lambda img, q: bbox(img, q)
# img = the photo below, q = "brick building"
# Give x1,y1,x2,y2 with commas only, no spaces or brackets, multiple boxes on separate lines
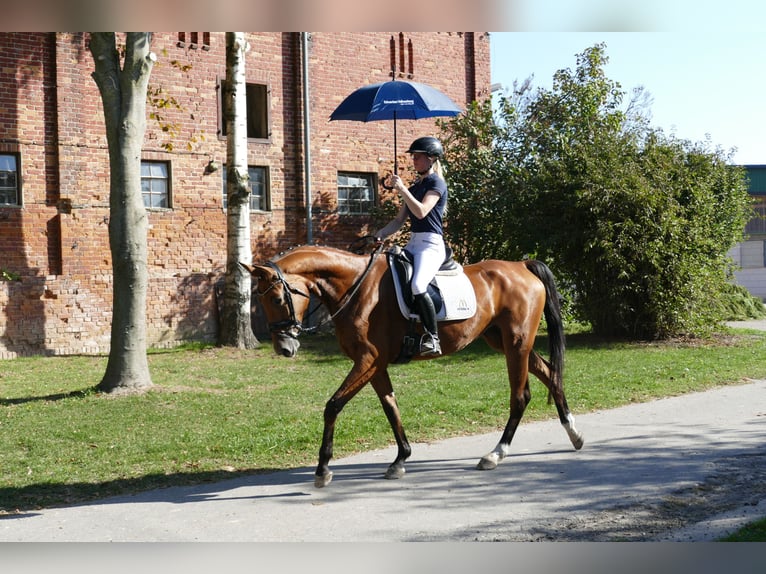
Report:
0,32,491,357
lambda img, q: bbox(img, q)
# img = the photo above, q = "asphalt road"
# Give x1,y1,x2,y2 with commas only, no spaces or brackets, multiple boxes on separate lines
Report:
2,378,765,543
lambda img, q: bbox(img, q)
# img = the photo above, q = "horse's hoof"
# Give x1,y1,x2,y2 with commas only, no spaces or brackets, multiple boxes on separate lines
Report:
564,416,584,450
314,471,333,488
384,464,405,480
477,455,498,470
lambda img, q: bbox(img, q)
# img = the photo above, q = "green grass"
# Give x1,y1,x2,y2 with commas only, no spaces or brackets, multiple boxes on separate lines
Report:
720,517,766,542
2,328,766,513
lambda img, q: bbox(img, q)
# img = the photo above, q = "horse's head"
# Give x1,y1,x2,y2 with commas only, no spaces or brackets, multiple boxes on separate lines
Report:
241,262,312,358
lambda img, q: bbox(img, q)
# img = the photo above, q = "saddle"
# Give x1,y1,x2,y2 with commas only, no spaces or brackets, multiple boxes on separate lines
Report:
386,245,477,323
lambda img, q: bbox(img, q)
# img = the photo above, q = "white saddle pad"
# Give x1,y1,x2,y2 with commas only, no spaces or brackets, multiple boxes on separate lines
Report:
392,265,477,321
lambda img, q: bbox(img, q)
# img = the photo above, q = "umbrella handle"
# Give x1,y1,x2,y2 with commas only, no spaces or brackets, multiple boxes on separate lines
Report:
381,173,395,190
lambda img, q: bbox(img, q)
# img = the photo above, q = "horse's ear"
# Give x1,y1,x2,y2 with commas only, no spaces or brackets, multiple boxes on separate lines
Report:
239,263,275,284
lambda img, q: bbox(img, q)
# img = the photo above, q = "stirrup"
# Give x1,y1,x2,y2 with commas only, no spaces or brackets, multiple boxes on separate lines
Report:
419,334,441,356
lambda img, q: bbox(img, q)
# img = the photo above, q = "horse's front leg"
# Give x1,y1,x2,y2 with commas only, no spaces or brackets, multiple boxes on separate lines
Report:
370,369,411,479
315,401,338,488
315,361,376,488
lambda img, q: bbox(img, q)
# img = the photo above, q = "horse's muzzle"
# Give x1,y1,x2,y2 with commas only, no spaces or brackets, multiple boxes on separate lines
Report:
274,334,300,358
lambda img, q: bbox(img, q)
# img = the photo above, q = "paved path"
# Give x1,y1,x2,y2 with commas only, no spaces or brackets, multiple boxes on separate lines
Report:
2,379,764,542
726,319,766,331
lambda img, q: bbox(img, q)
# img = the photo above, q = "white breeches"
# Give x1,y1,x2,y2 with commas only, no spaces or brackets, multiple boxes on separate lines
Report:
406,232,446,295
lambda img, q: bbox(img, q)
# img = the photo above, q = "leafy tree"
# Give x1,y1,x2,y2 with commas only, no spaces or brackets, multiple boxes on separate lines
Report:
90,33,155,392
441,43,752,338
438,98,522,263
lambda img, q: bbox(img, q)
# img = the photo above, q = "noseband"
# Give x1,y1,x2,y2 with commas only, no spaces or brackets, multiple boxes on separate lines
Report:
257,261,310,338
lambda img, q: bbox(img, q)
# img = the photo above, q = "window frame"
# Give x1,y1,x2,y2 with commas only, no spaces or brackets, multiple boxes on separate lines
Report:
0,152,21,207
217,78,271,143
222,165,271,212
337,171,377,216
140,160,171,209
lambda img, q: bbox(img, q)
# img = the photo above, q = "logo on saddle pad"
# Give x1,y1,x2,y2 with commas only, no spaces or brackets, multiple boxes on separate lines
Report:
386,247,477,322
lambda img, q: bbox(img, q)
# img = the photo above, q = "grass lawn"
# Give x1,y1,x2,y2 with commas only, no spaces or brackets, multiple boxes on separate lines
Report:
2,327,766,515
721,516,766,542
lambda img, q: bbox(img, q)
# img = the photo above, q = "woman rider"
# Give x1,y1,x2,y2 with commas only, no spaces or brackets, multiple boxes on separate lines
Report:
375,136,447,356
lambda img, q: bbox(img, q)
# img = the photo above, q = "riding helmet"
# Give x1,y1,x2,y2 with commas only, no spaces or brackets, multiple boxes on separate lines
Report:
406,136,443,158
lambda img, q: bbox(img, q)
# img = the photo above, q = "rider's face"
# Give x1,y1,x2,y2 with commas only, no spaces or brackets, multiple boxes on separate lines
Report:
411,152,432,173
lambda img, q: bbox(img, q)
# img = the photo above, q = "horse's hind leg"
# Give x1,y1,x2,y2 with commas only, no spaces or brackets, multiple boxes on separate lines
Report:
370,370,412,479
478,343,531,470
528,350,584,450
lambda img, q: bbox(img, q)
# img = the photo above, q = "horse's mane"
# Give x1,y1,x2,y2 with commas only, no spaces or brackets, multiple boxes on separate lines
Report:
272,244,359,262
271,244,368,276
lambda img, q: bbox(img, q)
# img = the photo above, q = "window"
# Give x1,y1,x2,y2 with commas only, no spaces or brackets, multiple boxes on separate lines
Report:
177,32,211,50
337,172,376,215
745,197,766,236
219,81,270,140
141,161,170,208
0,153,20,206
222,165,270,211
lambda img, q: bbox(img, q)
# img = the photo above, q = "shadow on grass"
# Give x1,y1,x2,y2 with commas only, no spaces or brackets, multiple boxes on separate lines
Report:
0,467,289,515
0,388,96,406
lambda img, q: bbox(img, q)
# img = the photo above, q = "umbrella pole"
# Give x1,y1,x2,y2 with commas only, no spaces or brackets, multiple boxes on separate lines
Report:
393,112,398,175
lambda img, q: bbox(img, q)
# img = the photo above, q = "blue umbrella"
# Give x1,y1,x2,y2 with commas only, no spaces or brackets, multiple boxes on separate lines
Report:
330,80,462,174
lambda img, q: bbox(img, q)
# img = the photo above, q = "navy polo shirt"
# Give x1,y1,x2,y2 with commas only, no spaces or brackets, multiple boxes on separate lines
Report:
407,173,447,235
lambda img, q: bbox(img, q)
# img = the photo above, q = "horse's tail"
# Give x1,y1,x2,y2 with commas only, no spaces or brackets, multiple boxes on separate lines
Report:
524,260,565,397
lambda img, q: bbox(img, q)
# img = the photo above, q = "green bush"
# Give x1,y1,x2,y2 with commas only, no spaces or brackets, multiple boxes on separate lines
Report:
441,43,752,339
717,283,766,321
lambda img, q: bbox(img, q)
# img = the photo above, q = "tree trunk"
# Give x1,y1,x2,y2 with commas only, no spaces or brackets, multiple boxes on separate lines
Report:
220,32,259,349
90,32,154,393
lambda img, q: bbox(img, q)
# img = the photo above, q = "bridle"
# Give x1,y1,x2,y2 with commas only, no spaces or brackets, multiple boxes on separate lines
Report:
255,261,309,337
256,242,384,339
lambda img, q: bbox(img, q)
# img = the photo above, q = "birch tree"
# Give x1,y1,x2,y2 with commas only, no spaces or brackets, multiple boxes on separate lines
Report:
90,32,154,392
219,32,259,348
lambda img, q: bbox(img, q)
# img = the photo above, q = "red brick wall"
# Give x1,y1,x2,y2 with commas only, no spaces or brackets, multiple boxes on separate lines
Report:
0,32,490,357
308,32,492,244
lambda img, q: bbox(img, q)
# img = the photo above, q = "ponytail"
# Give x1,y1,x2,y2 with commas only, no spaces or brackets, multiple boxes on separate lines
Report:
432,159,447,215
432,158,445,179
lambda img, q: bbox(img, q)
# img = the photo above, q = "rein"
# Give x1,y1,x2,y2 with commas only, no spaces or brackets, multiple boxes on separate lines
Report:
262,243,384,337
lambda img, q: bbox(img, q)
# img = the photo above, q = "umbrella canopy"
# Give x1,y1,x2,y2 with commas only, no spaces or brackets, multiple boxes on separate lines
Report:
330,80,462,122
329,80,461,173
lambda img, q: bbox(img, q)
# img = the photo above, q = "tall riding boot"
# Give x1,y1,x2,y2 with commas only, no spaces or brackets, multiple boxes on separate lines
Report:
413,292,441,356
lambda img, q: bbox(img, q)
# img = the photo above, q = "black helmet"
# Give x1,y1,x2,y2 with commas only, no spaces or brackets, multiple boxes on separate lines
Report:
406,136,443,158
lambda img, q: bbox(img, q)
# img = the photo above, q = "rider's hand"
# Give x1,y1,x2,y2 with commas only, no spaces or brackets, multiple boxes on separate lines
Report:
391,174,406,193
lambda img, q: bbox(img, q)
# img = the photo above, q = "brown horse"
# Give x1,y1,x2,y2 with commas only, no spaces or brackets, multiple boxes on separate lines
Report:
244,244,583,488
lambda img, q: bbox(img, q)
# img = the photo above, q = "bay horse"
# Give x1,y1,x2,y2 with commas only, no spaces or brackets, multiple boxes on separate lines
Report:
243,243,583,488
